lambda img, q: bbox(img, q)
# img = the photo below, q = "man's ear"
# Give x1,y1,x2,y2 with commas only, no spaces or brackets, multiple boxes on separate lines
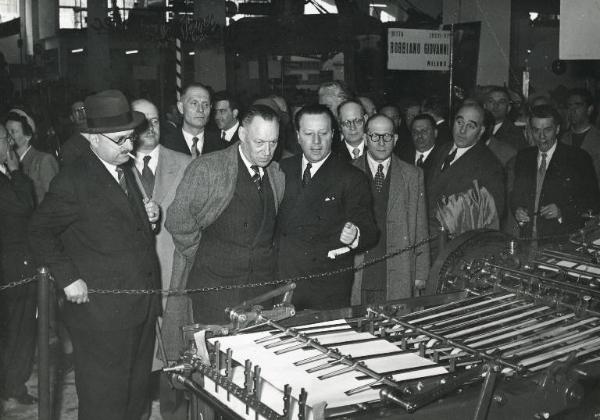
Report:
233,109,239,120
238,125,247,142
177,101,184,116
587,105,594,118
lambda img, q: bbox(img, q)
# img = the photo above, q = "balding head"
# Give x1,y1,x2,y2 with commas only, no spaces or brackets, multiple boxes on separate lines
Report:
452,104,485,148
132,99,160,152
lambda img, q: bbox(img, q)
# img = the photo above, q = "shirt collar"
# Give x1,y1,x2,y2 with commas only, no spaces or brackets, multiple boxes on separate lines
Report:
238,145,263,178
93,152,120,183
302,153,330,177
416,145,435,163
344,140,365,158
135,145,159,173
538,141,557,166
182,128,204,154
452,142,476,162
19,145,32,161
366,153,391,177
223,121,239,141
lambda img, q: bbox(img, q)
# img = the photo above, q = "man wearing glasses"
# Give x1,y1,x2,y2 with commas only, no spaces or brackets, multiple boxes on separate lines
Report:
335,99,368,160
29,90,162,420
277,104,378,310
351,114,429,305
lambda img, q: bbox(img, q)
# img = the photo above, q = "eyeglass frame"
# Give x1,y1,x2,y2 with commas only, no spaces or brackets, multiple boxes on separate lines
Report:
98,132,137,146
340,117,365,129
366,132,395,143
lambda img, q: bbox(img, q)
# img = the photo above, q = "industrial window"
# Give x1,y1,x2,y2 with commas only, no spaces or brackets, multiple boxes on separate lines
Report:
59,0,88,29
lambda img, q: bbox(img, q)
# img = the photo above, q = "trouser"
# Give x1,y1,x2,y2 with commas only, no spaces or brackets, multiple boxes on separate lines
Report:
0,274,37,399
69,315,155,420
159,374,189,420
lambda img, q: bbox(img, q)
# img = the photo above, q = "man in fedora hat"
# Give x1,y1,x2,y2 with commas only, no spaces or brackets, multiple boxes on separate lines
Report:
29,89,162,420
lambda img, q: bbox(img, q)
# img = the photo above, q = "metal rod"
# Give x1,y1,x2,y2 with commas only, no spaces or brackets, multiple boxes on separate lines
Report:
431,302,534,333
37,267,51,420
493,317,597,353
255,315,405,392
468,313,576,348
445,306,551,339
366,308,523,372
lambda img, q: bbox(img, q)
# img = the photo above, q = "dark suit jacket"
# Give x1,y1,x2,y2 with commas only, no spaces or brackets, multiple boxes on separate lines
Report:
332,140,364,161
495,120,528,150
510,143,600,238
486,136,517,167
28,148,161,331
398,144,437,175
277,153,378,309
426,142,506,234
0,170,35,277
435,120,451,145
59,132,89,167
161,126,226,156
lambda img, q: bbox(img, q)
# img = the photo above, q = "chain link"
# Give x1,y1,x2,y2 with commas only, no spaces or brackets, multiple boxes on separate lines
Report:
0,276,38,292
0,229,582,296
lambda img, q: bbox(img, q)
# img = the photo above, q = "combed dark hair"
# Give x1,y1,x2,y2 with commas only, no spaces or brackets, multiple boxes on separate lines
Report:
410,113,437,131
5,111,33,136
181,82,212,101
241,104,279,127
337,99,365,119
213,90,240,112
294,103,336,131
529,105,562,126
568,88,594,108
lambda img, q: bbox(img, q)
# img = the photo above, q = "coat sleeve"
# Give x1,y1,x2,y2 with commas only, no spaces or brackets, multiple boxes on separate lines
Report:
346,169,379,251
37,153,59,199
165,160,213,259
414,168,430,286
0,170,35,215
28,172,81,289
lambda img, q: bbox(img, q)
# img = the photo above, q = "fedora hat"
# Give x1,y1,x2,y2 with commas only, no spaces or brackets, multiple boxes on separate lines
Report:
80,90,144,134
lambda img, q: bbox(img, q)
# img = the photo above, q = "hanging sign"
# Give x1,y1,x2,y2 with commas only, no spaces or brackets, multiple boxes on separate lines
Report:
387,28,451,71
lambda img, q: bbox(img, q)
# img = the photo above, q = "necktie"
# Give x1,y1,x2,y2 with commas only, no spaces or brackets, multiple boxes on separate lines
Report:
416,154,424,168
250,165,262,192
441,148,457,172
374,163,385,192
140,155,155,197
533,152,548,237
191,136,199,158
221,131,226,141
116,166,128,195
352,148,360,159
302,162,312,187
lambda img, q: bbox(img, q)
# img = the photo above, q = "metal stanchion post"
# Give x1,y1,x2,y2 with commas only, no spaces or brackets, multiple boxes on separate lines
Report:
37,266,51,420
438,226,448,255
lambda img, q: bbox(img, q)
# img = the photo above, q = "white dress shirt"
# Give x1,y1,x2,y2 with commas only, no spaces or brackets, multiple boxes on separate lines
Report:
366,153,391,178
135,146,159,175
301,153,330,178
222,121,240,142
415,145,434,165
344,140,365,159
239,145,264,178
182,128,204,155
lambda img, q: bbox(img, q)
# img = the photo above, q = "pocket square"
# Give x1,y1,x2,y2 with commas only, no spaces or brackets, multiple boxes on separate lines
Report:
324,196,336,202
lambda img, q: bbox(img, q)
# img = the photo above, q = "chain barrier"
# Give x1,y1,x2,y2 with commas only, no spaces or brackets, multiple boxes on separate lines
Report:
0,228,594,295
0,275,38,292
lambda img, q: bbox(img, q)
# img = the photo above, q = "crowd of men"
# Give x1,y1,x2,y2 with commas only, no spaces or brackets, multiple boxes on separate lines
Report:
1,80,600,420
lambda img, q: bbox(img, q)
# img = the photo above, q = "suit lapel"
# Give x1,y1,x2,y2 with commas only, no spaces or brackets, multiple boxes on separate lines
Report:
85,151,136,222
153,146,176,204
387,156,404,214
